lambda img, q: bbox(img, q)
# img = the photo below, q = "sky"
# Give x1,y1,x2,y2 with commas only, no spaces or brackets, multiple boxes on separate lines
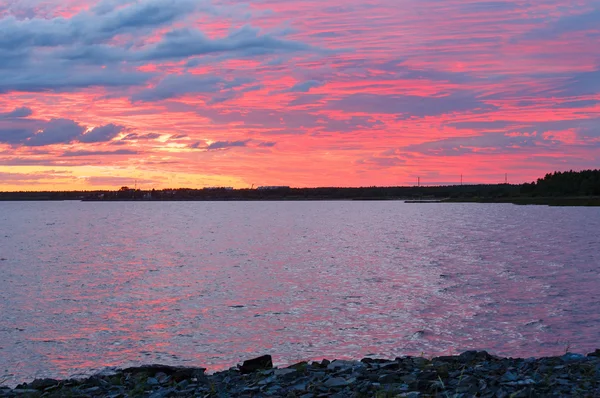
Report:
0,0,599,190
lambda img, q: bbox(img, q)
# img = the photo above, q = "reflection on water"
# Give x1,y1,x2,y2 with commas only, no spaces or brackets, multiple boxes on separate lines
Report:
0,201,599,385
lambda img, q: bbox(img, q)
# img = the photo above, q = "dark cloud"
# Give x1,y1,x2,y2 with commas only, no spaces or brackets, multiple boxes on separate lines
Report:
0,65,152,93
121,132,162,140
188,141,206,149
132,74,224,102
137,26,313,62
321,116,384,133
257,141,277,147
0,106,32,118
447,120,513,130
523,8,600,40
0,127,35,144
356,155,406,168
188,139,254,150
24,118,85,146
78,123,124,143
556,99,600,109
327,93,496,117
557,69,600,96
288,80,324,93
403,124,600,157
288,94,326,107
61,149,138,157
206,140,250,150
0,0,202,50
0,115,129,147
131,75,257,102
0,2,311,94
449,119,600,138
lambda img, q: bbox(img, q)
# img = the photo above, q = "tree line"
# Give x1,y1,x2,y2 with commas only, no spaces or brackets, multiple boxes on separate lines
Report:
0,169,598,201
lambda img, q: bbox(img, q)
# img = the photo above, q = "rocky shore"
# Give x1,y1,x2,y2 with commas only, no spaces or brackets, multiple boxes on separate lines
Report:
2,350,600,397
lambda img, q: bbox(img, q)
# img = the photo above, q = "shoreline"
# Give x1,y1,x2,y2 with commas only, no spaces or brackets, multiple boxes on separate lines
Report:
2,350,599,397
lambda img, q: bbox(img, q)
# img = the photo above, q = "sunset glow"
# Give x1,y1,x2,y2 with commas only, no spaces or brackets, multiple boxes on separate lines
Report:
1,0,599,190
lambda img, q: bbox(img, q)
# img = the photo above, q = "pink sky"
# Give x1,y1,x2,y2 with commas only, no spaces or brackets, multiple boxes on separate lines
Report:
0,0,599,190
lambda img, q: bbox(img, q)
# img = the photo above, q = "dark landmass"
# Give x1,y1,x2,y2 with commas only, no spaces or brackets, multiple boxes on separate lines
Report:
2,351,600,397
1,169,599,206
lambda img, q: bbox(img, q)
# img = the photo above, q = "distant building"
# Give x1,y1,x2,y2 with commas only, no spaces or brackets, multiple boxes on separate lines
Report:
204,187,234,191
257,186,290,190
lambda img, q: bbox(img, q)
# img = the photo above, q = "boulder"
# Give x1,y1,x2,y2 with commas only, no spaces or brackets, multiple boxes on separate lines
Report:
238,355,273,374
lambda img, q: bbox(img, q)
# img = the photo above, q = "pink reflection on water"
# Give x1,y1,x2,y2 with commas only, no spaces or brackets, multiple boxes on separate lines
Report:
0,202,599,385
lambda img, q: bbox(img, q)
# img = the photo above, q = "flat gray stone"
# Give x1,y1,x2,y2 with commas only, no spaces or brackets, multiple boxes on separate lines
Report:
324,377,349,388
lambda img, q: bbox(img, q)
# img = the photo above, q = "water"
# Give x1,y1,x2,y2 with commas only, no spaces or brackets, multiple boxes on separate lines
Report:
0,201,599,385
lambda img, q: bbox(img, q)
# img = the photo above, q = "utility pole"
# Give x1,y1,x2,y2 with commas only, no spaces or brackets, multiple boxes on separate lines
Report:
505,173,508,184
417,177,420,187
461,174,463,186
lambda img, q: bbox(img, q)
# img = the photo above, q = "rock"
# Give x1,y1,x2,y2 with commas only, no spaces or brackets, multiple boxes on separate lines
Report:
28,378,60,390
257,375,276,385
400,392,421,398
289,382,307,391
459,350,488,362
323,377,349,388
274,368,297,377
586,349,600,357
155,372,170,384
146,377,159,386
11,389,41,394
148,388,175,398
376,361,401,370
326,360,358,371
286,361,308,370
1,351,599,397
500,371,518,382
239,355,273,374
561,353,585,362
378,373,399,383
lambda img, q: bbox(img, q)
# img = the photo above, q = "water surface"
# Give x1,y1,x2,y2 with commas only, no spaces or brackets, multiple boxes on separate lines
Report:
1,201,599,385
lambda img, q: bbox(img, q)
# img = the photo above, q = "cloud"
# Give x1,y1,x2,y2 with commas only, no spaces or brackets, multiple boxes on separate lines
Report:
356,155,406,168
403,125,600,157
132,74,224,102
558,69,600,96
206,140,250,150
0,116,128,146
188,139,252,150
121,132,162,140
78,123,125,143
327,93,496,117
23,118,85,146
136,25,313,62
0,106,33,118
0,0,202,50
288,80,324,93
0,170,73,183
523,7,600,40
288,94,326,106
0,65,152,93
61,149,138,157
85,176,155,186
0,2,311,94
0,127,36,144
